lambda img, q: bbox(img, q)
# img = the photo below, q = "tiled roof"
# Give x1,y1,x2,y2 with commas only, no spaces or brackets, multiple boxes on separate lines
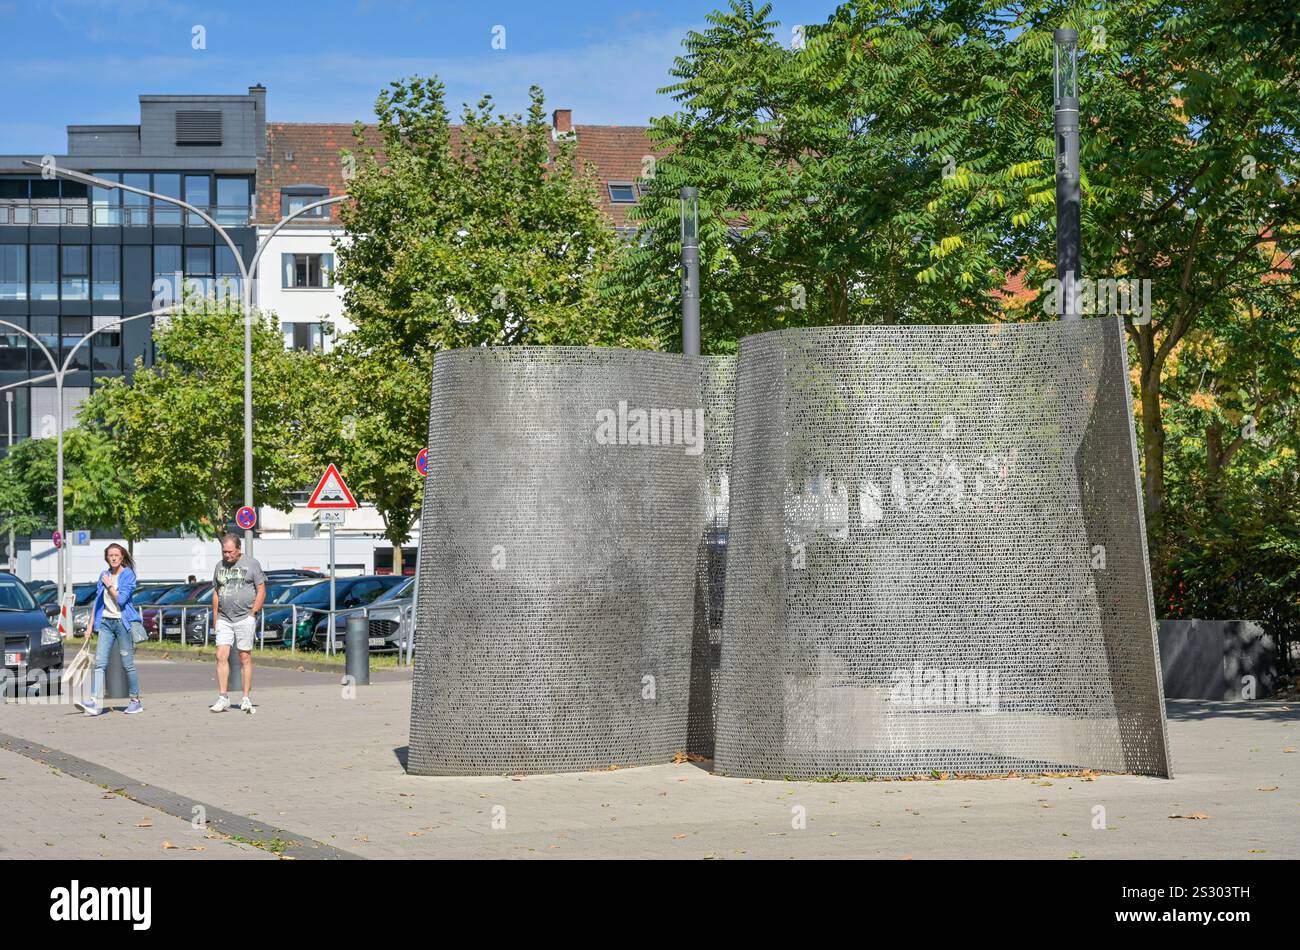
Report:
257,121,665,229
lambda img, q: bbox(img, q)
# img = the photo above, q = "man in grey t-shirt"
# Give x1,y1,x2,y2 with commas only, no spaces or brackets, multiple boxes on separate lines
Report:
209,532,266,713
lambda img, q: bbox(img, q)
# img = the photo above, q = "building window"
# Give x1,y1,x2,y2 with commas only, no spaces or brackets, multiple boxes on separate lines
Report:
607,181,638,203
122,173,150,227
30,245,58,300
62,246,89,300
0,329,27,372
154,245,182,305
215,177,251,226
280,186,330,220
282,253,334,289
184,175,210,226
92,316,120,372
0,246,25,300
216,246,242,301
153,173,182,226
91,172,121,226
282,321,332,352
92,246,120,301
186,246,213,299
62,316,91,371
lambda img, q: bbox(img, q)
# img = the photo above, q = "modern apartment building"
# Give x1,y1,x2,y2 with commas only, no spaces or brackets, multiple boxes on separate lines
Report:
0,87,265,446
0,87,659,579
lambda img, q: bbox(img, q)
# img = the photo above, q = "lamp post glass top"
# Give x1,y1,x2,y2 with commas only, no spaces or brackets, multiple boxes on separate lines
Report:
1054,29,1078,104
680,187,699,246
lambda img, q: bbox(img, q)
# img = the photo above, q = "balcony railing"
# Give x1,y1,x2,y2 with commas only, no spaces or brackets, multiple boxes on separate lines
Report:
0,201,251,227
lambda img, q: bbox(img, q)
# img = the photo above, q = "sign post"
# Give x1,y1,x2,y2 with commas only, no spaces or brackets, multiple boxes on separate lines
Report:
408,448,429,666
307,464,358,656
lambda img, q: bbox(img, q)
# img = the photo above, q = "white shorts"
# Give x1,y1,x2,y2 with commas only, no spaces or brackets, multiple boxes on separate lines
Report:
214,616,256,652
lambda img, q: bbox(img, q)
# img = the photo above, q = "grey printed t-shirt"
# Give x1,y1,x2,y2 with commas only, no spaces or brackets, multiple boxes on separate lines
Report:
212,555,267,622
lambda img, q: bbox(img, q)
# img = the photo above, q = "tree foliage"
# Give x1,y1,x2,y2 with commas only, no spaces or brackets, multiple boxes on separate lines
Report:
332,77,657,567
76,306,328,538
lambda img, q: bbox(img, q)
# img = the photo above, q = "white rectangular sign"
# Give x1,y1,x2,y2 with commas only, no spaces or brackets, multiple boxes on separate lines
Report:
319,511,345,525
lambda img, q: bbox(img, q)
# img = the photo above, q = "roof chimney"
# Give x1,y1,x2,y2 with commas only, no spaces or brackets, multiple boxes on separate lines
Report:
249,84,267,157
551,109,575,141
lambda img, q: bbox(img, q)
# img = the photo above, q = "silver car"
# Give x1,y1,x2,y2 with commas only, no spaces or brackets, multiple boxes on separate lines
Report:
320,576,415,654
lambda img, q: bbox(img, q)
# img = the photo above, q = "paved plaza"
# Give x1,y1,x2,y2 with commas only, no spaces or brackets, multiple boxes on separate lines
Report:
1,658,1295,859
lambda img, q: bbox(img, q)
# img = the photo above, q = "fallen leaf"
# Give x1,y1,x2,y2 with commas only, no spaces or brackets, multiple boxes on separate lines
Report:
673,751,688,764
188,846,206,852
1284,748,1296,754
162,841,178,850
673,834,687,840
1169,812,1210,820
1258,786,1279,792
407,832,423,837
136,819,153,828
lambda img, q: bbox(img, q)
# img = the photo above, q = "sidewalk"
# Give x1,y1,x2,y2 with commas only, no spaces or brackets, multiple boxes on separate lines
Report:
1,659,1296,859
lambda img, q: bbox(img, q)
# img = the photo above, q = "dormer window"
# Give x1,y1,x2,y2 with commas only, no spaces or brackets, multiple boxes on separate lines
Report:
280,185,330,220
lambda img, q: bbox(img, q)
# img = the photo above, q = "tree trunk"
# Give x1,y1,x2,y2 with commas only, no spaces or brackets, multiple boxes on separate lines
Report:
1140,371,1165,517
393,543,403,577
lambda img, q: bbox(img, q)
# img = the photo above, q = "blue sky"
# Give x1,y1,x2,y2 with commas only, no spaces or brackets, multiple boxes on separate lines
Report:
0,0,841,154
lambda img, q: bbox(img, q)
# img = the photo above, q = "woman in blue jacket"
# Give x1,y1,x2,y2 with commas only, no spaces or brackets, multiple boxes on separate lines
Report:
76,543,144,716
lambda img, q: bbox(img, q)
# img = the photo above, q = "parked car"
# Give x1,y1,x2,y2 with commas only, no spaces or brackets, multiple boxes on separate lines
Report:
157,583,214,642
0,572,61,696
267,576,404,649
264,569,325,581
141,582,211,638
25,580,56,601
313,575,413,651
131,583,179,607
33,584,61,623
173,578,313,644
70,584,100,637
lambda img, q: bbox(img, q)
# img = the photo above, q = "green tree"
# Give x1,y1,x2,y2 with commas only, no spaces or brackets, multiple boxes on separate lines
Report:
607,1,1014,352
0,427,139,539
77,306,329,537
333,77,655,571
617,0,1299,606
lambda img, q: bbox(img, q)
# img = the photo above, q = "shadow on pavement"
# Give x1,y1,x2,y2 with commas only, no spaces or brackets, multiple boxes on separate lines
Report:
1164,698,1298,722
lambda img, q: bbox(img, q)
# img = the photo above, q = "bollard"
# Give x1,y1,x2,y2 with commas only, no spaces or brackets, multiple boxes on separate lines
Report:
225,643,243,694
105,638,129,699
345,613,369,686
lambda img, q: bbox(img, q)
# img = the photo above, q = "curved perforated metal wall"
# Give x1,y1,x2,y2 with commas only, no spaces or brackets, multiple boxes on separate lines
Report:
713,318,1170,778
408,347,729,775
409,319,1170,779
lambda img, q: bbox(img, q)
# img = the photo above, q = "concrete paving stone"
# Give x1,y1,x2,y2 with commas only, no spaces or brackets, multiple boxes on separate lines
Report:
1,660,1295,859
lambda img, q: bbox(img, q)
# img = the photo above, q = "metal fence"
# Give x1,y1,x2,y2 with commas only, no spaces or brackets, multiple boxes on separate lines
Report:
146,599,416,664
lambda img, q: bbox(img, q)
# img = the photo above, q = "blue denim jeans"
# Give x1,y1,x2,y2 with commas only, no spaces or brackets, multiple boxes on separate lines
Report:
92,618,140,699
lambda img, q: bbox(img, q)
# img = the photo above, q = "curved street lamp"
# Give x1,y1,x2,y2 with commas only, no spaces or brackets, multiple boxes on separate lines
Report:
0,306,180,622
21,160,349,554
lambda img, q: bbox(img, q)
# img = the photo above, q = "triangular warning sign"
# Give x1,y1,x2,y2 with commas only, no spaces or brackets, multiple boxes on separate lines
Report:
307,463,359,509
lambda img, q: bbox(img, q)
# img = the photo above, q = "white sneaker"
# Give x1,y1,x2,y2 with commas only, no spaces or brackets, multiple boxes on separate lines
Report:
240,696,255,714
209,694,231,713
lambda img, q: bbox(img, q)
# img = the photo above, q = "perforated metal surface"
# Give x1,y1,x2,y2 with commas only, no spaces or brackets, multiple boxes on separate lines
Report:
714,318,1170,778
409,318,1170,779
408,347,724,775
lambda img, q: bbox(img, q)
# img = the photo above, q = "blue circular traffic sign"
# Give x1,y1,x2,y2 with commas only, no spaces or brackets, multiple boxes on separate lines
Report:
236,506,257,530
416,448,428,477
